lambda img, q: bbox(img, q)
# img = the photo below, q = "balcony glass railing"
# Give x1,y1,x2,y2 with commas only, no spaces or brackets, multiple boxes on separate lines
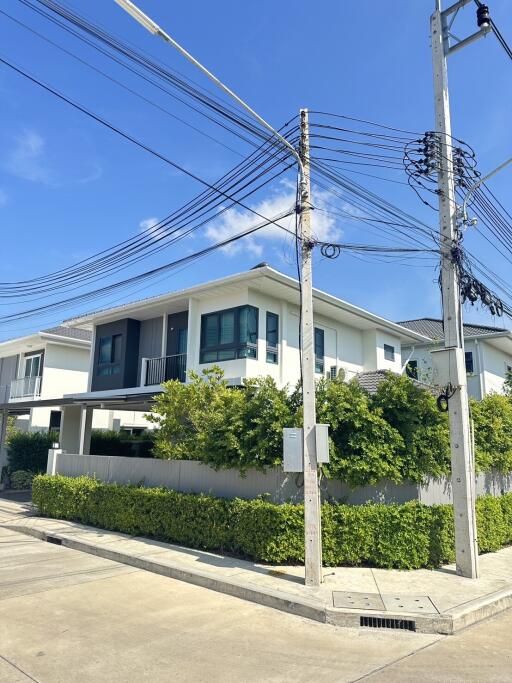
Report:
9,376,42,401
143,354,187,386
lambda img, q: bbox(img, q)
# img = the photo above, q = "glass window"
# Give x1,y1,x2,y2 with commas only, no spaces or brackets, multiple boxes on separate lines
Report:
98,334,122,374
177,328,188,355
406,360,418,379
465,351,474,374
99,337,112,364
203,315,218,348
220,311,235,344
266,312,279,364
384,344,395,362
200,306,258,363
314,327,324,374
24,353,42,378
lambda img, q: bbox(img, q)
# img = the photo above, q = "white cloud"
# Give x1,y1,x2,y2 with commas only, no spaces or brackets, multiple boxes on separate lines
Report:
6,130,51,183
139,216,168,241
205,182,341,256
4,129,101,187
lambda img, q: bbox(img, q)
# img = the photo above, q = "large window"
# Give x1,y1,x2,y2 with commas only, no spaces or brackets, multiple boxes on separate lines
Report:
98,334,122,376
266,312,279,364
200,305,258,363
314,327,324,374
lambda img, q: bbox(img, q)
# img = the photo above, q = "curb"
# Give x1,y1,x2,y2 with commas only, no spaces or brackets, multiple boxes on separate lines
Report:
6,521,512,636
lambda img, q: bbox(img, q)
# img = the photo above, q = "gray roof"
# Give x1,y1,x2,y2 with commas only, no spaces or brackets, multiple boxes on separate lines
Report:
42,326,92,342
356,370,436,395
397,318,506,341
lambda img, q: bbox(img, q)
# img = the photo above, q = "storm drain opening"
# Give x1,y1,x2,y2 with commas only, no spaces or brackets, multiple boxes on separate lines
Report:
46,536,62,546
360,616,416,632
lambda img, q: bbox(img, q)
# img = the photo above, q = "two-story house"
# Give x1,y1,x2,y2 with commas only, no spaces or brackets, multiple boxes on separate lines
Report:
50,265,428,455
0,326,153,470
399,318,512,399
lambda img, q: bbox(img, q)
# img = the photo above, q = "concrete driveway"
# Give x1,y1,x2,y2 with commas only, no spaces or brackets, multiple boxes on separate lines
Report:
0,499,511,682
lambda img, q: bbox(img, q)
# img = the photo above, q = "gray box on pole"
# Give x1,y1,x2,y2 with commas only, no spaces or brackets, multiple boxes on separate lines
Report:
315,424,330,464
283,428,304,472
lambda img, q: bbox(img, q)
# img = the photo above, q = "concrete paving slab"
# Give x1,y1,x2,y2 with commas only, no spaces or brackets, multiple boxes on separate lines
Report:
4,502,512,636
0,539,442,683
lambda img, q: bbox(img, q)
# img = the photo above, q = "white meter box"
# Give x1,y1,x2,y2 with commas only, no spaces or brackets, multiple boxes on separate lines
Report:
430,347,460,387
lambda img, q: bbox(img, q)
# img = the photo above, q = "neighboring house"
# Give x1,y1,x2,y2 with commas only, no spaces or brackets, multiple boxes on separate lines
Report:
0,326,152,439
54,264,429,454
398,318,512,399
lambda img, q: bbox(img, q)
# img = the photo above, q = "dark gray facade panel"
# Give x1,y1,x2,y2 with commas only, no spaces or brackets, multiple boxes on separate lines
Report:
91,318,141,391
166,311,189,356
137,317,163,379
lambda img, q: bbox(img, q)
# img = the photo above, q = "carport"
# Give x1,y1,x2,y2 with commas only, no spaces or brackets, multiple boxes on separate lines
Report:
0,390,159,468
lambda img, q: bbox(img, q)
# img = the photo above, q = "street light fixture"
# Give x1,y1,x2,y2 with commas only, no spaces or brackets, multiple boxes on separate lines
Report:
113,0,323,586
463,156,512,226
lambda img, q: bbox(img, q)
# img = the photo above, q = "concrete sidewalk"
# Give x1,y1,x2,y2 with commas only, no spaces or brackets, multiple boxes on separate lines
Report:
3,500,512,636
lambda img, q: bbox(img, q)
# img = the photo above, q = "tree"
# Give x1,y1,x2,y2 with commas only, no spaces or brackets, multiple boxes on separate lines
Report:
471,394,512,473
314,376,404,486
148,367,244,468
504,368,512,397
237,376,294,470
370,373,451,482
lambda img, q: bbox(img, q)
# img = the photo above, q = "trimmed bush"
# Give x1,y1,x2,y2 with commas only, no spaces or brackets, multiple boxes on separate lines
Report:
90,430,154,458
32,474,512,569
9,470,35,490
7,431,55,473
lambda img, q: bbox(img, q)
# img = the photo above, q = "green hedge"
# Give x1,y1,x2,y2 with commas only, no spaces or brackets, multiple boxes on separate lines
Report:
90,430,154,458
10,470,36,490
7,431,56,473
32,474,512,569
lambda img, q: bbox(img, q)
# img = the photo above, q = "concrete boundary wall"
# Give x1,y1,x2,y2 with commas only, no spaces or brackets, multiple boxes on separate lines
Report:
47,451,512,505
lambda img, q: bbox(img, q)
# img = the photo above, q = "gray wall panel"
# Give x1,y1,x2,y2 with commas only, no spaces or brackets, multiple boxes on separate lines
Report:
137,317,163,381
51,453,512,505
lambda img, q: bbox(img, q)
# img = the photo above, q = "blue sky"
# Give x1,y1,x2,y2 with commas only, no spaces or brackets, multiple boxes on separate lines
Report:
0,0,511,340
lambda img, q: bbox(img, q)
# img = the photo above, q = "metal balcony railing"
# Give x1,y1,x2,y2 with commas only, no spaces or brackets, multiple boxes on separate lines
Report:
9,376,42,401
143,354,187,386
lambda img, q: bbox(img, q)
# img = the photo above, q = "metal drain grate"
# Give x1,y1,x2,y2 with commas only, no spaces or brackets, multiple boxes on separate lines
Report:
46,536,62,545
360,616,416,631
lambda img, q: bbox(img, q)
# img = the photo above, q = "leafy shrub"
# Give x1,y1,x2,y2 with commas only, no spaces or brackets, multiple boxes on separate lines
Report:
471,394,512,473
7,431,56,473
315,376,404,485
371,373,451,482
147,366,512,484
32,474,512,569
148,369,292,471
90,430,154,458
9,470,36,490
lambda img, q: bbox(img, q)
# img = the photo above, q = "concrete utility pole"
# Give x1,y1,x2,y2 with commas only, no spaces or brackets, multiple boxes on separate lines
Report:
299,110,322,587
430,0,491,578
114,1,323,587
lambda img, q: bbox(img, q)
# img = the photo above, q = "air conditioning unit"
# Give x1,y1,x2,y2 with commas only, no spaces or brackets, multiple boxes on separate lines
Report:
329,365,338,380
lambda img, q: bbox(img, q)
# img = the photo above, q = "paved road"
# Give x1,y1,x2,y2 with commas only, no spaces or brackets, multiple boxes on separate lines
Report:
0,500,511,682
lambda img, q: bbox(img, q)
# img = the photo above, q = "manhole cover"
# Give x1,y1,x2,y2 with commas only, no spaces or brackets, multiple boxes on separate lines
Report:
332,591,385,610
381,595,438,614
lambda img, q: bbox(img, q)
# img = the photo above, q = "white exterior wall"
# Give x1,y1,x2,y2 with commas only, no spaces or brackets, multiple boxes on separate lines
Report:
402,338,512,399
481,342,512,396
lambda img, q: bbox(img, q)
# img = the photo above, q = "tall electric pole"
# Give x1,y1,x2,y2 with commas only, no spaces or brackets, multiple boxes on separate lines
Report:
430,0,489,578
299,109,322,587
115,1,323,587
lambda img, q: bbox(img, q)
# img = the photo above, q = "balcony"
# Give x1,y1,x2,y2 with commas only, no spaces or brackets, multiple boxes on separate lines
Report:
142,354,187,386
9,376,42,402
